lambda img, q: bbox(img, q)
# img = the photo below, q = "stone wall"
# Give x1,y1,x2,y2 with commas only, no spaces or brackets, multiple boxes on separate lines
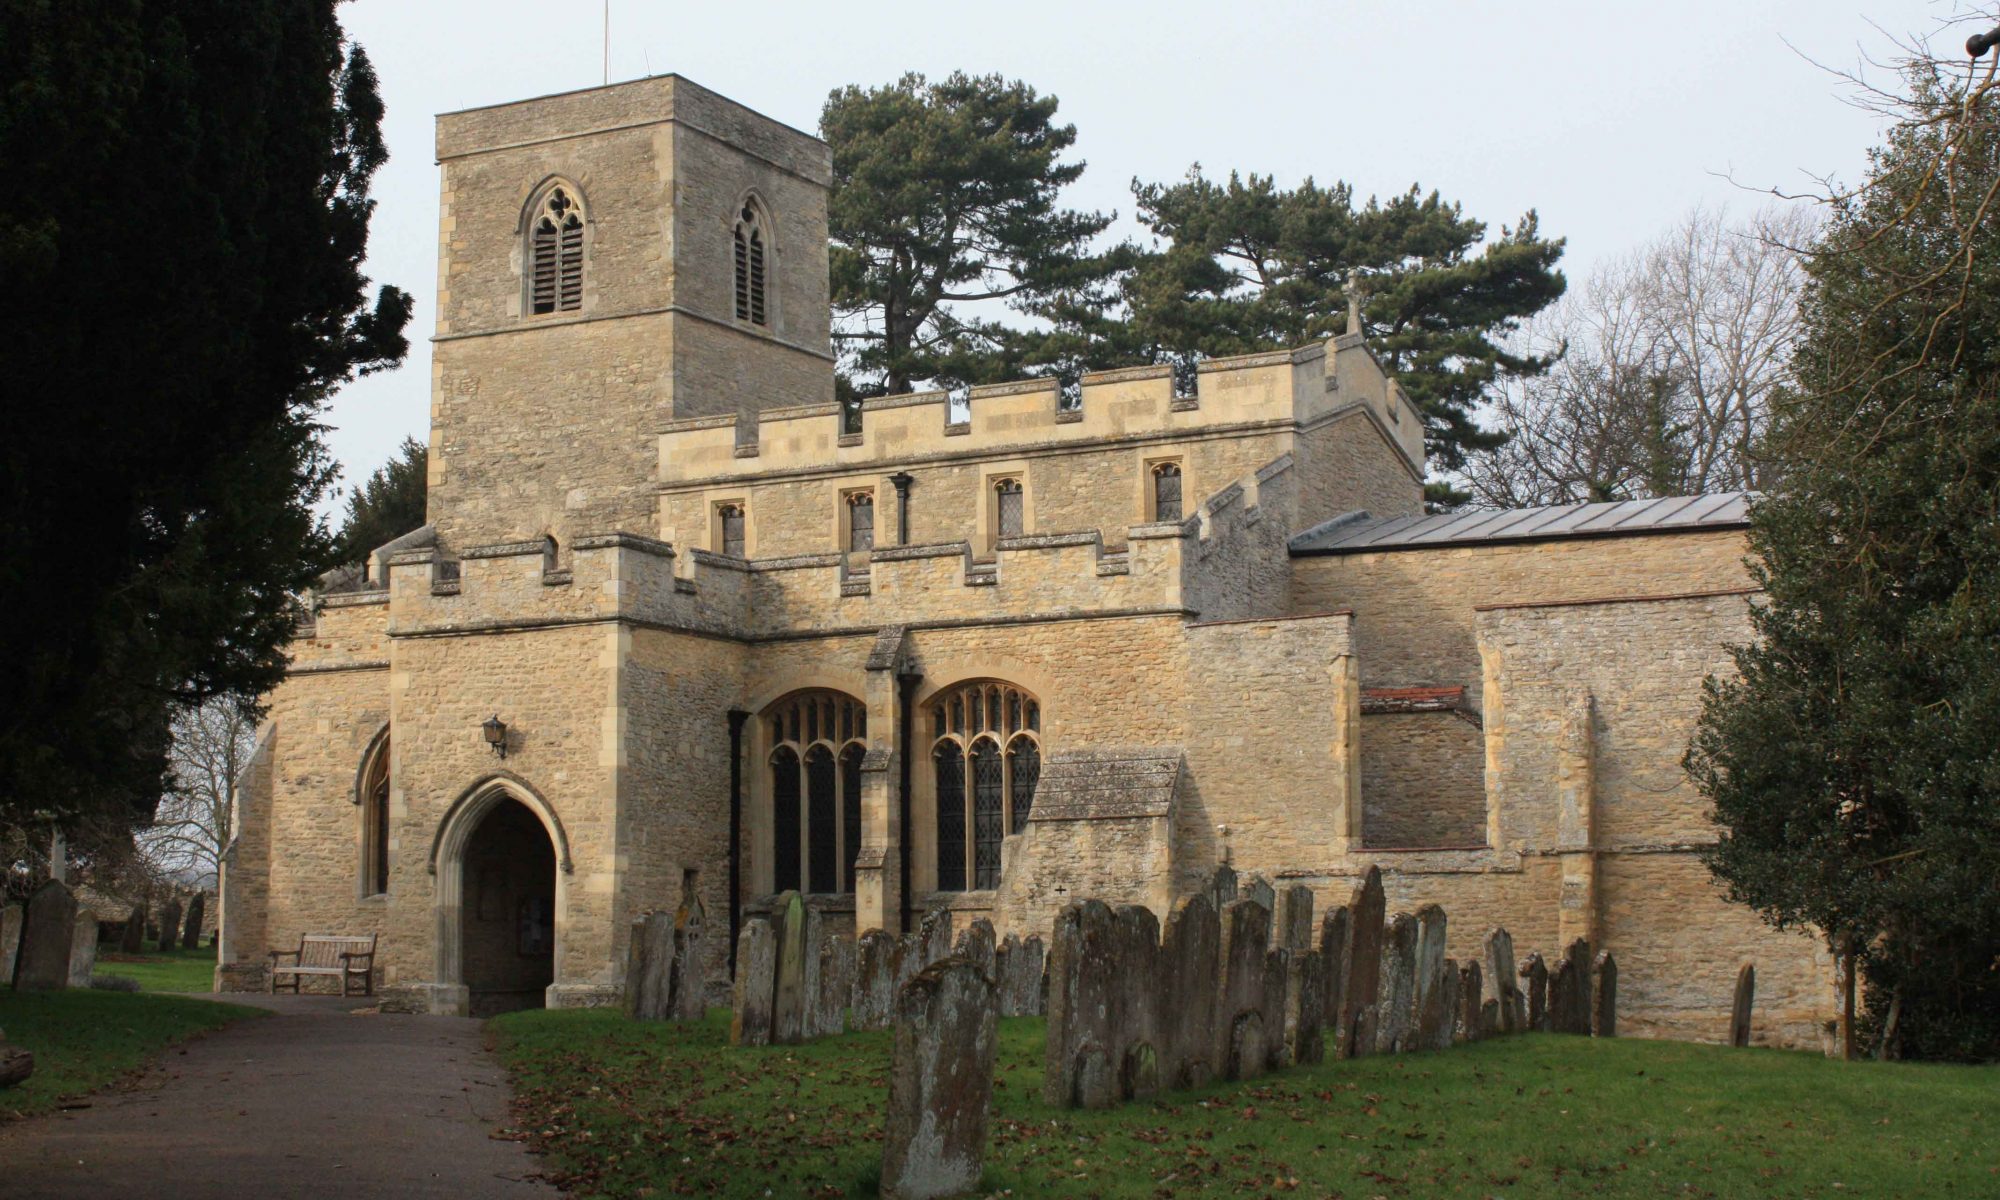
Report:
1361,711,1485,848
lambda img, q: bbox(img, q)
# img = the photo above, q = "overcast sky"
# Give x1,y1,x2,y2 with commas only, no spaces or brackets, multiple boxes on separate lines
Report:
326,0,1972,515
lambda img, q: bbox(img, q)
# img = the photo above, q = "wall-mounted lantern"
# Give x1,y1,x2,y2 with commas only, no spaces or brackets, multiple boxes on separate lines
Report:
481,714,509,759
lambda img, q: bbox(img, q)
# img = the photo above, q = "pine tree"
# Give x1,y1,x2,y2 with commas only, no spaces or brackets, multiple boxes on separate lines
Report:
336,437,429,565
1688,76,2000,1062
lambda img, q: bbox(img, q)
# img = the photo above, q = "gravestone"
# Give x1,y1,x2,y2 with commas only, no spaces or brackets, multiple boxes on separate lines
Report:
0,905,20,985
625,912,676,1020
1111,905,1161,1100
1042,900,1117,1108
1206,864,1238,913
1730,963,1755,1047
880,958,998,1200
1284,949,1325,1065
1261,948,1291,1069
66,912,98,989
992,938,1013,1013
772,892,809,1044
1317,906,1351,1049
954,918,997,982
799,905,827,1037
1374,912,1419,1054
854,929,899,1030
1427,960,1462,1051
1216,898,1273,1079
1592,951,1617,1037
1159,894,1220,1089
119,904,145,954
1480,999,1500,1038
918,908,954,968
1002,934,1045,1018
1341,867,1386,1057
1548,957,1575,1035
1413,905,1451,1051
1240,874,1275,914
814,934,854,1037
156,898,183,954
1457,959,1483,1043
15,879,78,991
894,931,922,992
1274,885,1314,952
1483,928,1522,1033
1521,952,1549,1031
1559,939,1594,1035
672,892,708,1021
729,917,777,1046
182,893,206,950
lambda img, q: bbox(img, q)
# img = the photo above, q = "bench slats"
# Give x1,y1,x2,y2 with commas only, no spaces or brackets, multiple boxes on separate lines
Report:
268,933,377,997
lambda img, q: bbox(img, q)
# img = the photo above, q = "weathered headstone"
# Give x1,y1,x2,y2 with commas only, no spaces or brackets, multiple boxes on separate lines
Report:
1206,864,1238,913
625,911,676,1020
729,917,777,1046
1284,949,1325,1065
14,879,78,991
1274,885,1314,951
1521,952,1549,1032
156,898,183,955
1730,962,1755,1048
894,931,923,992
1374,912,1419,1054
1456,959,1483,1043
854,929,899,1030
918,907,954,968
0,905,20,986
814,934,854,1037
1427,960,1461,1051
1592,951,1617,1037
1480,999,1501,1038
1548,956,1576,1036
1240,874,1275,914
1261,948,1292,1069
1317,905,1351,1049
1111,905,1162,1100
772,892,809,1044
1413,905,1451,1051
1341,867,1386,1058
119,904,145,954
991,938,1013,1013
799,904,827,1037
182,892,207,950
1559,939,1593,1035
880,958,998,1200
1216,898,1273,1079
1159,894,1220,1089
954,918,997,982
66,912,98,989
1483,928,1522,1033
1043,900,1117,1108
671,887,709,1021
1008,934,1046,1018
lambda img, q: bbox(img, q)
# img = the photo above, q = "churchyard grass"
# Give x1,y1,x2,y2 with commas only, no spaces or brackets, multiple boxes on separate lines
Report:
93,945,218,993
495,1009,1998,1198
0,989,263,1120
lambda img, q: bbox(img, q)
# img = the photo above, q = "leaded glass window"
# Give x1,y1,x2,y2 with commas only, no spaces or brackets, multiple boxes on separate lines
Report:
806,746,837,894
771,746,800,894
1007,735,1039,835
848,492,875,551
765,690,868,896
934,741,966,892
1152,462,1183,523
995,478,1024,539
971,739,1004,889
718,504,746,558
927,681,1042,892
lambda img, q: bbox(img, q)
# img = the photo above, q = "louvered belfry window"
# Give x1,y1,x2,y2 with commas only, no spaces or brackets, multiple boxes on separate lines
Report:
734,203,769,326
529,186,584,315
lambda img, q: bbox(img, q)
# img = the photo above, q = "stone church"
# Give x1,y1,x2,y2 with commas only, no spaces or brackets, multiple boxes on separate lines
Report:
219,75,1831,1044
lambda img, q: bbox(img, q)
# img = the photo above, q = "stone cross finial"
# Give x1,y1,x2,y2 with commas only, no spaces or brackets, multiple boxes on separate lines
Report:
1345,270,1366,336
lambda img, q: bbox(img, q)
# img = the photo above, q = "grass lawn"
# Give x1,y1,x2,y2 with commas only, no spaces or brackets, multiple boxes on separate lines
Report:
0,988,263,1121
93,944,217,993
494,1008,2000,1199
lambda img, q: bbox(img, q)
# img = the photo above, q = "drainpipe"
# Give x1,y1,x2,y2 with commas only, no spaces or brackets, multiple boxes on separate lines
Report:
889,472,914,545
897,670,920,934
727,709,748,973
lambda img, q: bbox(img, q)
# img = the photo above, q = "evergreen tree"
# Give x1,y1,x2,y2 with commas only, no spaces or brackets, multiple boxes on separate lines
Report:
336,437,429,564
823,72,1121,395
1124,170,1566,497
1688,76,2000,1061
0,1,411,829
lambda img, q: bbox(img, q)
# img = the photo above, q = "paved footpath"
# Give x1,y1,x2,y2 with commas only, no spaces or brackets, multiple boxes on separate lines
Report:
0,994,555,1199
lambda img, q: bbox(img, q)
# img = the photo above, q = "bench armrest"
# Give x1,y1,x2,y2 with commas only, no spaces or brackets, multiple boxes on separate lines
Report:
337,951,375,967
269,949,301,966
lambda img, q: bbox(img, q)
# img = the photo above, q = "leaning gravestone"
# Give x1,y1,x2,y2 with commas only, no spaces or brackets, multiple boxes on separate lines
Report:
1317,906,1351,1047
1341,867,1386,1057
1240,874,1275,914
1216,898,1273,1079
66,912,98,989
880,958,998,1200
772,892,809,1044
1159,894,1220,1089
156,898,182,955
854,929,898,1030
1483,928,1522,1033
0,905,20,985
625,911,676,1020
1374,913,1419,1054
1521,952,1549,1031
1730,963,1755,1048
1274,885,1314,952
729,918,777,1046
182,892,207,950
119,904,145,954
1043,900,1117,1109
1592,951,1617,1037
1111,905,1162,1100
1413,906,1451,1050
671,891,708,1021
15,879,78,991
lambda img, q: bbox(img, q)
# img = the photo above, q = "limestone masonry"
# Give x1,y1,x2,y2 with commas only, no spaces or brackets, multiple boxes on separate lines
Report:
220,75,1832,1046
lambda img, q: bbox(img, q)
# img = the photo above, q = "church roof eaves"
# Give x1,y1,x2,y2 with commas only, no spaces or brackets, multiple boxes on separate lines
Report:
1288,491,1754,555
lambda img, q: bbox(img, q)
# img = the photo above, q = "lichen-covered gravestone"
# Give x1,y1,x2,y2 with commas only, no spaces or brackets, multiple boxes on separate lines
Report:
625,911,676,1020
954,918,996,982
66,912,98,989
854,929,898,1030
1413,906,1451,1050
1283,949,1325,1066
15,880,78,991
1160,894,1220,1089
1431,960,1462,1051
1216,898,1273,1079
1592,951,1617,1037
1043,900,1117,1108
671,890,708,1021
729,917,777,1046
182,892,206,950
772,892,810,1044
1483,928,1522,1033
918,907,954,969
813,934,854,1037
1374,913,1419,1054
1111,905,1162,1100
1317,906,1351,1049
1341,867,1386,1058
1206,864,1238,913
1240,874,1275,914
1456,959,1484,1043
1274,885,1314,952
880,958,998,1200
0,905,21,985
1521,952,1549,1031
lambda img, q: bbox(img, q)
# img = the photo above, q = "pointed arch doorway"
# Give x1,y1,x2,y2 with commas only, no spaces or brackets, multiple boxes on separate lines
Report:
428,777,571,1017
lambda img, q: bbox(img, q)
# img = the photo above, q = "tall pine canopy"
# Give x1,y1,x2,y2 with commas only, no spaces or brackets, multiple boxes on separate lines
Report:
0,1,410,829
336,437,430,566
1688,76,2000,1061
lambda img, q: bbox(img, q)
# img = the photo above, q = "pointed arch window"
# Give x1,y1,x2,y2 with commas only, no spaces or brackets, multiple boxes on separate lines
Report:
765,690,867,895
528,184,585,315
928,681,1041,892
1151,462,1183,523
734,202,770,326
358,732,391,896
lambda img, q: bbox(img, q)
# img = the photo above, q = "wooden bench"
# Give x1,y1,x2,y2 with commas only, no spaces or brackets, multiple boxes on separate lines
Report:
268,934,377,996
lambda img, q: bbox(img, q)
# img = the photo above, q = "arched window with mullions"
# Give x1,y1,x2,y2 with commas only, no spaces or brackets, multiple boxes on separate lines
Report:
930,680,1042,891
765,690,867,895
733,200,771,326
526,182,585,315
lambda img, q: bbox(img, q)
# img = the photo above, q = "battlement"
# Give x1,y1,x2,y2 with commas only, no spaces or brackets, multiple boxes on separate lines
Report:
657,336,1422,486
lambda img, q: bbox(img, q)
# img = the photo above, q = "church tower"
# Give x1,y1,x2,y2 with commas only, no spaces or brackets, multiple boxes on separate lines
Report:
426,76,834,552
